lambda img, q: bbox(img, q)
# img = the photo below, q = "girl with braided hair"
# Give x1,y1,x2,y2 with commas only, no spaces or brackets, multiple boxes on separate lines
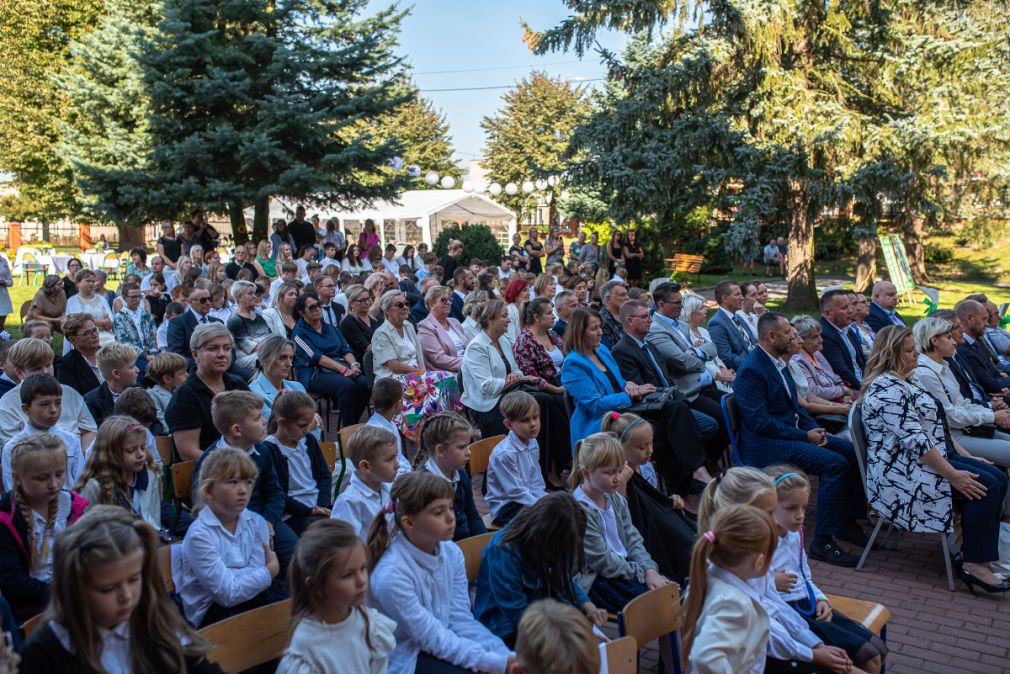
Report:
0,432,88,622
75,415,162,531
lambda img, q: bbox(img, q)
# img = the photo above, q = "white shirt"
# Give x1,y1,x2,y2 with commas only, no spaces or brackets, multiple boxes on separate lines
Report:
748,566,821,661
448,328,466,358
759,346,794,398
51,620,132,674
366,412,411,475
276,610,397,674
63,293,115,354
690,564,768,674
573,487,627,558
156,319,171,351
265,434,318,509
331,471,391,541
735,310,759,340
485,431,546,519
0,384,96,450
424,457,459,488
382,257,403,275
369,535,512,674
772,530,827,605
640,462,658,488
2,424,84,492
173,505,273,626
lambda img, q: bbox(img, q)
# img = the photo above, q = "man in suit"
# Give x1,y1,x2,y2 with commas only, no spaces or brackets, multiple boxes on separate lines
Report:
312,275,344,328
706,280,755,370
168,286,221,366
956,298,1010,397
449,267,472,323
865,280,906,332
818,289,865,388
735,312,867,566
553,290,576,338
935,309,1009,409
409,277,439,326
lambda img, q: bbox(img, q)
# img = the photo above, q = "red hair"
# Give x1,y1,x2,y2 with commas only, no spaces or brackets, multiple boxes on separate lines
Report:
504,278,530,304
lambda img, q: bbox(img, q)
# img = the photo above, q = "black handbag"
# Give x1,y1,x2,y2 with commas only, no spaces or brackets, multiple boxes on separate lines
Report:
627,386,679,413
963,424,997,439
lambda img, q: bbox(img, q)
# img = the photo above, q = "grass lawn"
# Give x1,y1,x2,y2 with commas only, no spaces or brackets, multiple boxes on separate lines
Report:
6,278,65,350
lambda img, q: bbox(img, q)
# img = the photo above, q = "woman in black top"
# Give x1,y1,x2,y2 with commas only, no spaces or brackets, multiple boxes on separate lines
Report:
63,258,82,298
155,222,183,268
508,232,528,272
622,229,644,287
339,283,381,362
524,227,545,275
606,230,624,275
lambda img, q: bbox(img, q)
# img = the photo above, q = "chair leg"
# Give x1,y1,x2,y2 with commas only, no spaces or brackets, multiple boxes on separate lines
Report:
857,518,885,571
940,534,956,592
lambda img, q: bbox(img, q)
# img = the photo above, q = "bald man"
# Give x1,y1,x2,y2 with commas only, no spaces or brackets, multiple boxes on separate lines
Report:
865,280,906,332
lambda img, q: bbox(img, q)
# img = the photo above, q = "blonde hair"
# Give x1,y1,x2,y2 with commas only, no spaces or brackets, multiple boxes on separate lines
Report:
194,447,259,513
211,391,264,437
697,467,775,531
413,412,472,470
10,433,67,572
47,506,210,674
861,326,914,394
367,471,453,570
96,343,138,379
346,425,398,469
7,337,55,371
681,505,777,668
764,464,811,501
146,352,188,385
569,432,624,489
600,411,649,446
516,599,600,674
74,415,154,508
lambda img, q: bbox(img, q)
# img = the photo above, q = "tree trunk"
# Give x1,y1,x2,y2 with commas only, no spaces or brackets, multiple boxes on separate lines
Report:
900,212,930,282
253,195,270,244
228,199,248,245
854,235,876,293
41,222,51,243
785,180,818,310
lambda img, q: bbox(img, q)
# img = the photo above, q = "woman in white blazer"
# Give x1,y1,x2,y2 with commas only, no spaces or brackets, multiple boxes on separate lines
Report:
262,281,299,338
683,293,735,393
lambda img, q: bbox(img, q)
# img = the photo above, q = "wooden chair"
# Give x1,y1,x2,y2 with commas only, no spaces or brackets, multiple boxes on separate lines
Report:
618,583,683,674
170,460,195,532
458,531,495,583
19,299,31,323
199,599,292,673
468,434,504,477
605,636,638,674
825,594,891,637
319,441,338,473
20,612,45,639
155,435,175,465
339,422,366,456
159,544,177,592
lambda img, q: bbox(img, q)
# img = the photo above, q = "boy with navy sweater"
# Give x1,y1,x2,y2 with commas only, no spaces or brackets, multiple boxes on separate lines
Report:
192,390,297,569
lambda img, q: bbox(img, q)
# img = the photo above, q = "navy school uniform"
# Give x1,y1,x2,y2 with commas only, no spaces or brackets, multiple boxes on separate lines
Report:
262,434,332,536
420,458,486,541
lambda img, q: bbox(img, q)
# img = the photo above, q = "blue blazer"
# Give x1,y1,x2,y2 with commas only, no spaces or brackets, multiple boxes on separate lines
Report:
707,309,750,370
734,348,817,460
449,292,465,322
560,346,633,450
818,317,864,388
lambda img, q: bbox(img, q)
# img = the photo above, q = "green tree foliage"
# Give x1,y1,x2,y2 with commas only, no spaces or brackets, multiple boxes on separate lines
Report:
481,72,591,225
140,0,411,242
432,224,503,265
0,0,103,229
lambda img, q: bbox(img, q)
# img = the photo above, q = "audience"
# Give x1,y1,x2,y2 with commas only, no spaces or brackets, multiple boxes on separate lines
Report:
818,289,865,389
707,280,755,370
417,284,470,373
54,313,102,396
332,425,398,541
681,293,736,393
955,298,1010,397
865,280,906,332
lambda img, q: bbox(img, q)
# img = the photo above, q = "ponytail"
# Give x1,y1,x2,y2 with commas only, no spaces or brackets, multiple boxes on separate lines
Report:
412,412,472,471
567,432,624,490
697,466,775,531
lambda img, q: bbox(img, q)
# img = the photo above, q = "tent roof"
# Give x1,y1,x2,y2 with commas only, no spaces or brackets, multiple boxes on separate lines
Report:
252,190,514,223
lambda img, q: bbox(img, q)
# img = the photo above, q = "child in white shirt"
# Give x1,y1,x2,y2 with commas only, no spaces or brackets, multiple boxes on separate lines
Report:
366,377,412,475
486,391,546,526
331,425,399,541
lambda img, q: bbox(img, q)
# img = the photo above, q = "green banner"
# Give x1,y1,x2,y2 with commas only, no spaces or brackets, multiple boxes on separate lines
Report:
878,234,915,295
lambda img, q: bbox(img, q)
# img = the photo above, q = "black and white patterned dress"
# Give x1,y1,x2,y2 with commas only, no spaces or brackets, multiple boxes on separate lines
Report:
861,372,952,532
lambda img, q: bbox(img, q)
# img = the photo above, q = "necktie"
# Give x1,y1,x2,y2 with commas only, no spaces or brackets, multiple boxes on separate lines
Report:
952,355,986,402
199,316,206,325
642,343,670,388
323,304,334,325
732,315,755,351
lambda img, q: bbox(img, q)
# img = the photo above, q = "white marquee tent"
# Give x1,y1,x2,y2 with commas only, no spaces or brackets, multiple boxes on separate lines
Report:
249,190,516,247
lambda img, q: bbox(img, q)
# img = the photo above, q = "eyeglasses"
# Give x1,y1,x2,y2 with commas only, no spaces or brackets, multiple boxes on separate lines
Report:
75,328,99,337
127,294,143,300
437,296,451,304
352,296,371,304
305,304,322,312
194,297,211,304
391,302,409,309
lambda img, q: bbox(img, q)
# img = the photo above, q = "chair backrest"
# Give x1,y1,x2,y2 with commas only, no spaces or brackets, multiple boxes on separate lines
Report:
159,544,176,592
457,531,495,582
103,252,119,267
848,402,872,500
339,423,366,459
200,599,292,673
620,583,683,647
362,350,375,389
319,441,338,473
720,394,745,466
20,612,45,639
19,300,31,321
154,435,175,465
468,434,505,476
606,636,638,674
172,460,195,501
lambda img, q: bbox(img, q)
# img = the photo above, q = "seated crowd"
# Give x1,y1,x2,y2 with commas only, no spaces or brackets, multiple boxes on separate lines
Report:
3,216,1005,674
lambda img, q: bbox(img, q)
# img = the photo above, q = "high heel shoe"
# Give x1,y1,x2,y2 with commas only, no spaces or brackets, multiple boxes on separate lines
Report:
959,567,1010,596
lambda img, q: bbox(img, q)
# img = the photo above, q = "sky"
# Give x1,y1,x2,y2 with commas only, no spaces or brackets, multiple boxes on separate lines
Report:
373,0,629,167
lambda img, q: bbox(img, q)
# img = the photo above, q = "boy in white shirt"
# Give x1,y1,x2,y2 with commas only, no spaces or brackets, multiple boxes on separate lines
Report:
331,425,400,541
365,377,412,475
486,391,547,527
2,373,83,491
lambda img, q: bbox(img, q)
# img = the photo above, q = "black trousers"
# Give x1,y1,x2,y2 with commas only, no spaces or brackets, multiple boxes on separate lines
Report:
643,399,707,495
691,386,730,461
948,454,1007,563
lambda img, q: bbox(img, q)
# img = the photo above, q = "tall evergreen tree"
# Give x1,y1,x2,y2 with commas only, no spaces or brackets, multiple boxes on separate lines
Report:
481,72,590,225
140,0,410,242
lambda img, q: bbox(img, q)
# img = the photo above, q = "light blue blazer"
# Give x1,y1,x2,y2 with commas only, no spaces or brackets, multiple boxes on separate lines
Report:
561,346,632,451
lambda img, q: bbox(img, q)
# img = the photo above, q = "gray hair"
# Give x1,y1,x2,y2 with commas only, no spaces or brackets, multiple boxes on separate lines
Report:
424,284,450,308
379,289,405,314
231,279,256,303
681,293,706,317
913,316,953,353
463,290,488,318
256,334,293,368
600,279,627,303
955,299,985,322
790,315,821,338
554,290,575,310
190,322,233,352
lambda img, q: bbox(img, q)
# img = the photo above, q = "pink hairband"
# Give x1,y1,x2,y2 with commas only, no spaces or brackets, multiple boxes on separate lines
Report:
702,531,716,543
125,423,145,433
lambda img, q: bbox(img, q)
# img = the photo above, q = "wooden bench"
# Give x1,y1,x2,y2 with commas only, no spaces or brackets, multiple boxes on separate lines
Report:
825,593,891,636
664,253,705,281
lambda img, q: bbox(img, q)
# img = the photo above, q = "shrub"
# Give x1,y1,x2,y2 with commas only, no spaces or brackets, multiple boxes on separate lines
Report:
814,241,843,261
432,224,504,264
924,242,954,264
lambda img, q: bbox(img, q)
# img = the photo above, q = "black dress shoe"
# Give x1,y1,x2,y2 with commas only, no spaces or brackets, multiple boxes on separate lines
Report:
836,522,869,548
809,541,859,568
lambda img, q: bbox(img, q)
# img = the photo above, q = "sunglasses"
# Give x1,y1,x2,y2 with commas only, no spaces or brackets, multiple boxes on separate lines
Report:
194,297,211,304
305,304,322,311
391,302,409,309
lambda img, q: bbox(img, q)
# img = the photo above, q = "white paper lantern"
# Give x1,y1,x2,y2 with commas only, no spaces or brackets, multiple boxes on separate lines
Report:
474,180,487,194
461,180,474,193
535,178,548,191
522,180,535,194
505,182,518,196
424,171,440,186
387,156,404,172
547,175,558,188
407,164,421,178
488,182,502,196
440,175,456,189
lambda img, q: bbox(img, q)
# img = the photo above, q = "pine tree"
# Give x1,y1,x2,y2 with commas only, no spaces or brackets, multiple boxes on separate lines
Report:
140,0,410,242
481,72,590,225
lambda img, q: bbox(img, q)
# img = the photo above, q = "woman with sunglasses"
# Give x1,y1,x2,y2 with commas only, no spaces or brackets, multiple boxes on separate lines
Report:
291,293,369,429
371,289,462,439
417,285,469,374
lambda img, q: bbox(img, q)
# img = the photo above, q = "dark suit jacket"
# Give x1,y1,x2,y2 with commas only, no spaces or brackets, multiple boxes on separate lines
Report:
612,334,671,389
399,278,421,306
818,317,864,388
55,349,101,397
706,309,750,370
956,338,1010,394
945,354,989,405
409,297,429,326
167,311,223,366
553,318,568,338
0,375,16,398
449,291,465,323
83,383,115,427
734,348,817,450
865,301,905,333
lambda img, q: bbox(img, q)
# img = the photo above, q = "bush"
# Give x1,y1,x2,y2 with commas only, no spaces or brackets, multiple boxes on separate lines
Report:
924,242,954,264
432,224,503,264
814,241,843,261
682,231,733,274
